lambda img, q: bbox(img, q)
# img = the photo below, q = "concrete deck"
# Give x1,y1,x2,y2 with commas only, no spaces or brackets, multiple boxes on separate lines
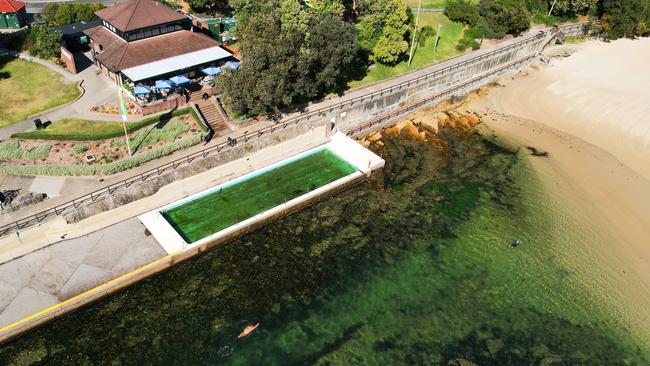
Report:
0,218,165,328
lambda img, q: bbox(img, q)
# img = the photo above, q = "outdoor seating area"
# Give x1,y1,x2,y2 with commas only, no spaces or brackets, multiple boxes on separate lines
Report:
128,61,240,105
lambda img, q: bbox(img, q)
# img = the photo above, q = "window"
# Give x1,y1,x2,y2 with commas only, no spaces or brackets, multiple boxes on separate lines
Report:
152,27,160,36
128,34,136,41
144,29,152,37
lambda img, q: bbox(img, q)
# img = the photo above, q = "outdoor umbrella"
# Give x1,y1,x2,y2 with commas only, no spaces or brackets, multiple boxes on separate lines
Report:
133,85,151,95
224,61,240,70
154,80,173,90
170,75,191,86
201,66,222,76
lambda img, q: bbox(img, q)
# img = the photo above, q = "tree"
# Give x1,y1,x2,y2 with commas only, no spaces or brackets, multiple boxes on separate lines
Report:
600,0,649,39
185,0,230,14
445,0,481,26
28,27,62,60
302,14,358,92
356,0,411,64
54,3,77,25
309,0,346,17
279,0,309,34
480,0,531,36
550,0,597,16
43,3,59,24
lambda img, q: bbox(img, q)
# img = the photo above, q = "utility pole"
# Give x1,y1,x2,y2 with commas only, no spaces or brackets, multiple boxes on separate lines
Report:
547,0,557,17
434,24,442,53
407,0,422,67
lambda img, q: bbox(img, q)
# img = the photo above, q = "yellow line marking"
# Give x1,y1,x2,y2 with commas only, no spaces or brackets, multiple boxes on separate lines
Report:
0,253,176,334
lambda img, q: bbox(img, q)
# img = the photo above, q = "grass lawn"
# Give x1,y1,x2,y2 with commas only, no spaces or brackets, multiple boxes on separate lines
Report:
349,13,465,89
11,108,202,141
162,149,357,243
0,55,80,128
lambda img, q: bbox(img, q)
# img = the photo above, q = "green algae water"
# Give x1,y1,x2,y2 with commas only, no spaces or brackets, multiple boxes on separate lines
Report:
162,148,357,243
0,126,648,365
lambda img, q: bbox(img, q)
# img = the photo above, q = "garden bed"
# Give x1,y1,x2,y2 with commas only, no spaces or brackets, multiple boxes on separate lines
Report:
0,110,209,176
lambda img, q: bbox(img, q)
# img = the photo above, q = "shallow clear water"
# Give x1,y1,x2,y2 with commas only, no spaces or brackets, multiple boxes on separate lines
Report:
0,127,646,365
162,148,356,243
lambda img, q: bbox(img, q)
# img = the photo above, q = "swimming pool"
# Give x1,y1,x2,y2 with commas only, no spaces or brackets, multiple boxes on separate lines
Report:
161,148,357,244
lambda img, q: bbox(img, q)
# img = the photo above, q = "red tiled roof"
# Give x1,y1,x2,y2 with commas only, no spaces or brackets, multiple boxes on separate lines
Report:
95,0,187,32
0,0,25,12
84,26,222,71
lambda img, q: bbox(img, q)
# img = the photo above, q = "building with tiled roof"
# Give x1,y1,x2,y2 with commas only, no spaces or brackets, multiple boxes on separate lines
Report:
0,0,27,30
84,0,232,85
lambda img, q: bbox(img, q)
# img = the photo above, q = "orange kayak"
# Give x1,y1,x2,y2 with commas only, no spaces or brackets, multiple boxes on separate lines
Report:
238,323,260,338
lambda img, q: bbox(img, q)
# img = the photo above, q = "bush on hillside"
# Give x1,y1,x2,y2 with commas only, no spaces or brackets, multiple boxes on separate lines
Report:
445,0,481,26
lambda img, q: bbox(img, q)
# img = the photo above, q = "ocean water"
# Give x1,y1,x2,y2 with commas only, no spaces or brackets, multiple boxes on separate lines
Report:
0,126,646,365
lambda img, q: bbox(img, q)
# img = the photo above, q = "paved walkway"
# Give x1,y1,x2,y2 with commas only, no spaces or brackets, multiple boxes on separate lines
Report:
0,50,129,140
0,218,165,328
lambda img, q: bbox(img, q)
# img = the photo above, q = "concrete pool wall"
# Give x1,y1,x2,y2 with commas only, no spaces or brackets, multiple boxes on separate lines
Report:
139,132,385,254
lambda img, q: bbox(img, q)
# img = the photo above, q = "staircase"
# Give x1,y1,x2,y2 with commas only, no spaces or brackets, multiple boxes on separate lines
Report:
196,98,230,136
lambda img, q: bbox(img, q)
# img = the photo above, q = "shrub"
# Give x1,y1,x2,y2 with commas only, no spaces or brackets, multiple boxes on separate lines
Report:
445,0,481,26
27,27,62,60
24,144,52,160
0,140,22,160
73,144,87,154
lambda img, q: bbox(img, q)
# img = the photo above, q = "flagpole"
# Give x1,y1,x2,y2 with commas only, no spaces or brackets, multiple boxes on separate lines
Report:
118,88,132,156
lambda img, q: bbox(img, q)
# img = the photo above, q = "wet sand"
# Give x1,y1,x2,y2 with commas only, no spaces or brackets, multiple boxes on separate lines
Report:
468,38,650,345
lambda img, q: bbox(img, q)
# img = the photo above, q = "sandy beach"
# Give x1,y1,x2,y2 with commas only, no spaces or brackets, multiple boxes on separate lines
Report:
469,38,650,346
489,38,650,181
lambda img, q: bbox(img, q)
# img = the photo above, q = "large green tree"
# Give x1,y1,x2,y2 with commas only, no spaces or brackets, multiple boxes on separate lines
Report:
600,0,650,38
445,0,481,26
218,8,358,117
480,0,531,35
356,0,411,64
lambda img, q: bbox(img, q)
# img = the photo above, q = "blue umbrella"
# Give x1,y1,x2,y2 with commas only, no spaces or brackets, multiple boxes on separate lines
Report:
224,61,240,70
201,66,222,76
170,75,191,86
154,80,172,90
133,85,151,95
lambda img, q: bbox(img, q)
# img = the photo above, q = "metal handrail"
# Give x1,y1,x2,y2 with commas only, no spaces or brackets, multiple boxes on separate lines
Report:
0,23,591,238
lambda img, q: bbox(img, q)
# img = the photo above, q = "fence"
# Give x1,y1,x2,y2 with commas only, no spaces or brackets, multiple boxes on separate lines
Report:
0,23,590,238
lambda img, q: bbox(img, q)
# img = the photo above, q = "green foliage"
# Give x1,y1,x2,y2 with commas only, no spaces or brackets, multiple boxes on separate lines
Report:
0,140,22,160
480,0,531,35
356,0,411,64
12,108,192,141
43,3,104,25
218,9,358,117
73,144,87,154
445,0,481,25
24,144,52,160
0,134,205,176
27,27,62,60
309,0,345,16
600,0,650,39
186,0,229,14
550,0,597,16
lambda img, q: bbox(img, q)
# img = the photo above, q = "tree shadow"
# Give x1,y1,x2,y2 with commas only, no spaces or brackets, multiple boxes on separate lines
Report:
0,54,12,80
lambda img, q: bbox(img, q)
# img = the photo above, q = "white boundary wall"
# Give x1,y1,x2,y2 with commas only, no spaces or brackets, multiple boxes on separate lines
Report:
140,132,384,254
